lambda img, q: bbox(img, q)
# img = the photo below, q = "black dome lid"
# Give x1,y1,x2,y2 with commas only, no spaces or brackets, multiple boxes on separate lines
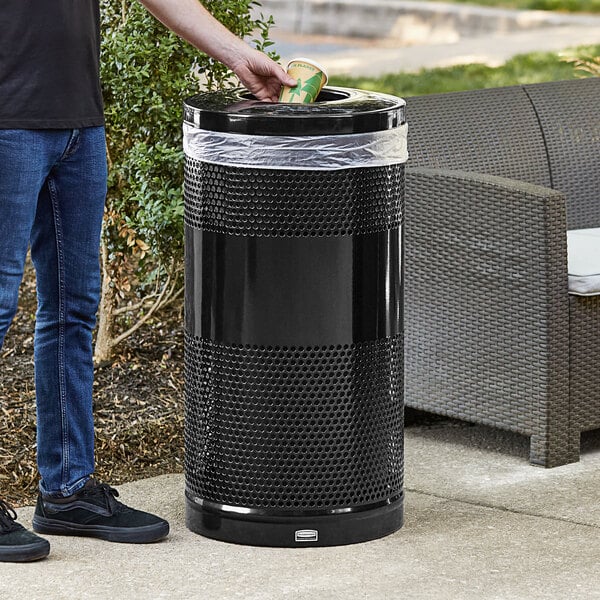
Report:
183,86,405,136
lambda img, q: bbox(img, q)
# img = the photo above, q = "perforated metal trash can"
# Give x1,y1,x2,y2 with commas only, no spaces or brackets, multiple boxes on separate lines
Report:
183,87,407,547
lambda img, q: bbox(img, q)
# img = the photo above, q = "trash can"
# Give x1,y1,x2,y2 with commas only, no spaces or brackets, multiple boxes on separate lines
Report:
182,87,407,547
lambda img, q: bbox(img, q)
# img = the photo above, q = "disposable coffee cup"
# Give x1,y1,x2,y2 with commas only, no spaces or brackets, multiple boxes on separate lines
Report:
279,57,328,104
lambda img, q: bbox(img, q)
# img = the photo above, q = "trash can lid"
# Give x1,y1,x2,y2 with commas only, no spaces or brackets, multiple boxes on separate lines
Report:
183,86,405,136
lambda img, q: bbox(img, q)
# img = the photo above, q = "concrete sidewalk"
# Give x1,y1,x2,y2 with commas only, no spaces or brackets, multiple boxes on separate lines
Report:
3,420,600,600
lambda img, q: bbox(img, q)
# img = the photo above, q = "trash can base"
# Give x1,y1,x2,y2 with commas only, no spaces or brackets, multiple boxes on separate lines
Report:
185,494,404,547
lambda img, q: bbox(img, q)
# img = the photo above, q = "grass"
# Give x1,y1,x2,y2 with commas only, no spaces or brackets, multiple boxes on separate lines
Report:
329,45,600,97
430,0,600,13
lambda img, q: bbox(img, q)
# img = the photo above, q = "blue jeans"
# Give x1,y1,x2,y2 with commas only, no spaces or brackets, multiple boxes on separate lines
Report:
0,127,107,497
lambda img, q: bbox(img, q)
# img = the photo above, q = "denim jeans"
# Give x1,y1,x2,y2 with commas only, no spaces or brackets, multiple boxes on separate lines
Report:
0,127,107,497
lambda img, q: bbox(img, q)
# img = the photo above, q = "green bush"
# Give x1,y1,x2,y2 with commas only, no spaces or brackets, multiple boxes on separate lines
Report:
96,0,277,362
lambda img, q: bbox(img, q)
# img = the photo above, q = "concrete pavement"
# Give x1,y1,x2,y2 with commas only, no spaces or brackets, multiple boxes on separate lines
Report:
2,421,599,600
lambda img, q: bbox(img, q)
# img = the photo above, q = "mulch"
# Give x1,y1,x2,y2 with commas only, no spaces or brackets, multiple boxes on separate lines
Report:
0,263,184,507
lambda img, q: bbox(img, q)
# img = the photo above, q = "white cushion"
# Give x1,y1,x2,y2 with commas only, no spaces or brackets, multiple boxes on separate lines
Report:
567,228,600,296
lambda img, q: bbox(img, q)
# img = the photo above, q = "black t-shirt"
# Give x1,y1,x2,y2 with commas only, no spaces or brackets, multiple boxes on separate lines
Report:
0,0,104,129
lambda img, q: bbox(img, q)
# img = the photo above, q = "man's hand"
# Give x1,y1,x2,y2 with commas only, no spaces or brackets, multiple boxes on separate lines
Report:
231,48,297,102
139,0,297,102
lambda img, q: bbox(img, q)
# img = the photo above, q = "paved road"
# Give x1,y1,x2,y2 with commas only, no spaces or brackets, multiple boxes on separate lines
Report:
272,24,600,76
265,0,600,76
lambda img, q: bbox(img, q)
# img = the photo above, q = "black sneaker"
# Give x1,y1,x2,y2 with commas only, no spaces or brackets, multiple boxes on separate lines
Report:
32,479,169,544
0,499,50,562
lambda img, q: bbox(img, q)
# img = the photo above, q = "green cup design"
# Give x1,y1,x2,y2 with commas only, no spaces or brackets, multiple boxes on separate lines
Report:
279,58,328,103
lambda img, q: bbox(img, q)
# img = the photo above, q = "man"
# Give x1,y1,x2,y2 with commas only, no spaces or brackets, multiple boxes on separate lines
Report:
0,0,296,562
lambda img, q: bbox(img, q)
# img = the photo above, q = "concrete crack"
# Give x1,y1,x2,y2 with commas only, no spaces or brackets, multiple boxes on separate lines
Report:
405,486,600,530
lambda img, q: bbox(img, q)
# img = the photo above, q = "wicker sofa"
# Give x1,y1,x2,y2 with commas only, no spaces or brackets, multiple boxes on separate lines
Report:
404,77,600,467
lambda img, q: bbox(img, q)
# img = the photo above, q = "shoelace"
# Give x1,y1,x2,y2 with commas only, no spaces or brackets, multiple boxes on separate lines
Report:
0,499,19,533
80,481,127,515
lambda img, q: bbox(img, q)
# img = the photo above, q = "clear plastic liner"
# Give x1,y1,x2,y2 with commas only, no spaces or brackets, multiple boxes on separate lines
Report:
183,122,408,170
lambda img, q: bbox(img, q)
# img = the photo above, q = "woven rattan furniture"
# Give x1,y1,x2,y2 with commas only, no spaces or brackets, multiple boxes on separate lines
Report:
404,77,600,467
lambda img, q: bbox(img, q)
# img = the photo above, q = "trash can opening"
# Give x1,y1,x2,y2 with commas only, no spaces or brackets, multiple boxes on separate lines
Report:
241,88,352,103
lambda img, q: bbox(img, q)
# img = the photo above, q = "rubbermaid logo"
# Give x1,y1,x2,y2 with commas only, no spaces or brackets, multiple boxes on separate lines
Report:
295,529,318,543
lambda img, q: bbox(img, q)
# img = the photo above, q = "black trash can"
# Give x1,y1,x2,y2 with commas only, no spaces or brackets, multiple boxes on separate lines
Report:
183,87,407,547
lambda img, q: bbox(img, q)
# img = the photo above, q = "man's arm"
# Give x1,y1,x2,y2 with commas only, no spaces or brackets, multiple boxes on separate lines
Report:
138,0,296,101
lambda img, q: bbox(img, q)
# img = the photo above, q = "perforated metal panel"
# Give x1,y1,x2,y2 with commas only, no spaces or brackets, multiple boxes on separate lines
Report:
184,160,404,237
183,159,404,524
184,333,403,510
